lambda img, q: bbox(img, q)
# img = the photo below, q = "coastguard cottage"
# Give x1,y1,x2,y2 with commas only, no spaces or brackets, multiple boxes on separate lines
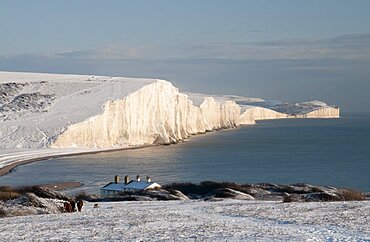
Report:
101,175,161,196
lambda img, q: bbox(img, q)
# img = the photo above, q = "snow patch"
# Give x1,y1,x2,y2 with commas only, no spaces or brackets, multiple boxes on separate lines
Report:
0,200,368,240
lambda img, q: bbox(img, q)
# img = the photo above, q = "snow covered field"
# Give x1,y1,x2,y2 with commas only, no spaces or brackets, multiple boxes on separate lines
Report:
0,200,369,241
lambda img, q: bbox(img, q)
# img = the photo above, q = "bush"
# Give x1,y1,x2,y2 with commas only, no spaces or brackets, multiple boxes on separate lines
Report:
0,186,21,201
163,182,199,196
163,181,254,199
75,191,89,201
0,207,6,217
0,185,72,202
75,191,98,201
0,191,20,201
340,189,365,201
282,194,294,203
0,186,14,192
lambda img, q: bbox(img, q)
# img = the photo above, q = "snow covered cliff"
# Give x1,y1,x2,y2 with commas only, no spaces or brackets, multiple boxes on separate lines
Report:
295,107,340,118
0,71,339,150
266,100,340,119
52,81,240,148
240,107,288,125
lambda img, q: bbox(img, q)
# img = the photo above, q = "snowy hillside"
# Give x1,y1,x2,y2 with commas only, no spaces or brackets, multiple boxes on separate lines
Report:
0,200,368,241
0,71,156,149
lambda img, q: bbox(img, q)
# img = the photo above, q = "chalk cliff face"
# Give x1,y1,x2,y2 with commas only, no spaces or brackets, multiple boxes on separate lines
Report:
240,107,288,125
295,107,340,118
264,100,340,119
51,81,241,148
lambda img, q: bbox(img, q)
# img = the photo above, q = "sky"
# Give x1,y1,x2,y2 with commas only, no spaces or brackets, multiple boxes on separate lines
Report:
1,0,370,112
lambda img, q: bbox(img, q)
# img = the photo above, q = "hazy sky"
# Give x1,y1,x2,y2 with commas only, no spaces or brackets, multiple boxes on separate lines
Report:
1,0,370,112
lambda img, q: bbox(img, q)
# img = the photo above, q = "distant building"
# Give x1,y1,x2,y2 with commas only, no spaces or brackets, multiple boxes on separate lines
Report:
101,175,161,196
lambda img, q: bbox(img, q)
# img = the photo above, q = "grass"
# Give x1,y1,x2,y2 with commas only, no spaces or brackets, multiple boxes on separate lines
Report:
0,186,21,201
0,185,72,202
340,188,366,201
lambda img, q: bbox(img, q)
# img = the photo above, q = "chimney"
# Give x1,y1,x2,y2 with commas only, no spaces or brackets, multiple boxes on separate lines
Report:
136,175,141,182
146,176,151,182
114,175,120,184
124,175,130,184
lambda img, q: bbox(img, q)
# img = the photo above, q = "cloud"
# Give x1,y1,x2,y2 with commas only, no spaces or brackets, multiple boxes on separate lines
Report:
50,33,370,62
2,33,370,66
54,43,182,61
248,33,370,60
253,33,370,47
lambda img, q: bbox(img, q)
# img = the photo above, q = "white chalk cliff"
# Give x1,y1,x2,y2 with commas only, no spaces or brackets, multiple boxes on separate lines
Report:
52,81,242,148
0,71,339,150
240,107,289,125
295,107,340,118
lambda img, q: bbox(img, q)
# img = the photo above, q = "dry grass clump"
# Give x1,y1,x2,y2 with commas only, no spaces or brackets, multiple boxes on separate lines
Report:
0,191,20,201
340,188,366,201
0,186,21,201
0,185,72,202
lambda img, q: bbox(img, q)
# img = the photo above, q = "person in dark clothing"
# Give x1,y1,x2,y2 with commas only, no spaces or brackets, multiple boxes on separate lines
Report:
77,200,84,212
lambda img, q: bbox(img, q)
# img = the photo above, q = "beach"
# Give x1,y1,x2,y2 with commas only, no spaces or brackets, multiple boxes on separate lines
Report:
0,145,154,177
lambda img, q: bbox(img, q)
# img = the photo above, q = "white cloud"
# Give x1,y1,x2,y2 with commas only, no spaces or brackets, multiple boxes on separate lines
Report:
50,33,370,62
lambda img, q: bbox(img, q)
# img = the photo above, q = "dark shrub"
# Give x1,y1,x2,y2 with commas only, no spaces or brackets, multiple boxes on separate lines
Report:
163,182,200,197
0,207,6,217
75,191,96,201
163,181,254,199
283,196,293,203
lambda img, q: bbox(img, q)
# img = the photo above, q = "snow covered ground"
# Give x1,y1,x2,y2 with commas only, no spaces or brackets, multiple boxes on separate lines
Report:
0,200,368,241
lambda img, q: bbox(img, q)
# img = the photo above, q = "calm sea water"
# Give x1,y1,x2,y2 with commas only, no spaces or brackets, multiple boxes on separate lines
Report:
0,113,369,193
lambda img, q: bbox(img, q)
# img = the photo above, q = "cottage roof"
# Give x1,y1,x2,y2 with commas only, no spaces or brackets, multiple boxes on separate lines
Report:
101,182,127,191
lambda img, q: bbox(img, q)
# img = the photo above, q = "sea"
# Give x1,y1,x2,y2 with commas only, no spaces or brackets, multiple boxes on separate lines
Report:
0,113,369,193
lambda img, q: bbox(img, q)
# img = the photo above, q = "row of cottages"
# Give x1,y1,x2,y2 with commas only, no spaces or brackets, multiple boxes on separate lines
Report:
101,175,161,196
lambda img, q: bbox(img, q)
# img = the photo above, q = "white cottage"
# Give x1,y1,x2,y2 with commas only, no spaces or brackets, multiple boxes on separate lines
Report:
101,175,161,197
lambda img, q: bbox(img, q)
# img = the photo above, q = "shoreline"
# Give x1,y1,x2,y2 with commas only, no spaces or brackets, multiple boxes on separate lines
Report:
0,144,156,177
0,125,247,177
36,181,83,191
